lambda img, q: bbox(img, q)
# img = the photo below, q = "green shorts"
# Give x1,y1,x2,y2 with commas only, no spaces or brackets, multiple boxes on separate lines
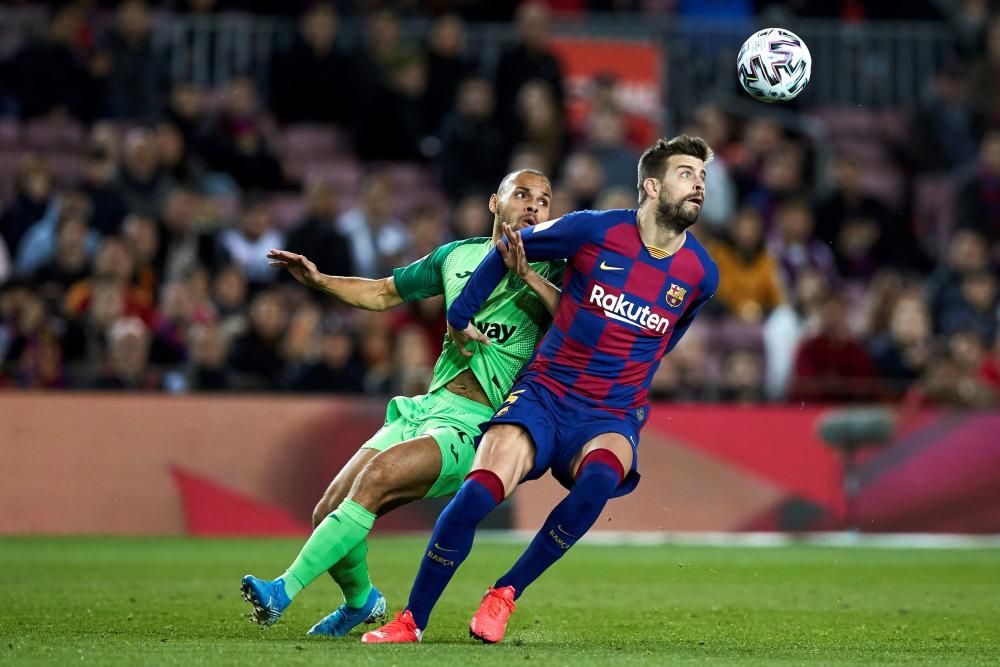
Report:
362,387,496,499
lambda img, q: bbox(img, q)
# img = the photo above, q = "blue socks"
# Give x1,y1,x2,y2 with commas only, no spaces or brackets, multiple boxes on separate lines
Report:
406,470,505,629
496,451,623,598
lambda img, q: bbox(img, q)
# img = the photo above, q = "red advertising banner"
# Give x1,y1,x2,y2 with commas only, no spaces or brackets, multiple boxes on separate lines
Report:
549,37,665,148
1,395,997,535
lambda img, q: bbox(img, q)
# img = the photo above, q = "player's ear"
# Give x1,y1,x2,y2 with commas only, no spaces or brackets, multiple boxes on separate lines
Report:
642,178,660,200
488,193,499,214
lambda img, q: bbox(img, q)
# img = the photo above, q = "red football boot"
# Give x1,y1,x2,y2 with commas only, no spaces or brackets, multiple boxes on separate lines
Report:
468,585,517,644
361,610,423,643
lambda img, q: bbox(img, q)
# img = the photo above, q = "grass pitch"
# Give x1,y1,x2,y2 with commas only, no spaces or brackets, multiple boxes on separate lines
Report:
1,536,998,665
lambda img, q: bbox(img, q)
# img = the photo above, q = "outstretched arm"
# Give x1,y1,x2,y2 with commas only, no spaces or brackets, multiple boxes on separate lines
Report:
267,249,402,311
497,223,561,316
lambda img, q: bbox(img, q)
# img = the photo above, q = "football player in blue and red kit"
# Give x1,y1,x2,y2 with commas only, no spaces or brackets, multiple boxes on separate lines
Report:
363,136,720,644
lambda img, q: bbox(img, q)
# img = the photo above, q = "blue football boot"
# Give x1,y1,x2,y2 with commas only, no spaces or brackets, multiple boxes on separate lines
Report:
241,575,292,627
306,587,387,637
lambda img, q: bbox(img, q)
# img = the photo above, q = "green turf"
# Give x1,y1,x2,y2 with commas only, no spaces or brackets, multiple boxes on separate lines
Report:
1,536,998,665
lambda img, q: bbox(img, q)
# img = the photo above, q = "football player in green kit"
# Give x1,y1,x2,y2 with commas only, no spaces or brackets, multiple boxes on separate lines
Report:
241,169,561,637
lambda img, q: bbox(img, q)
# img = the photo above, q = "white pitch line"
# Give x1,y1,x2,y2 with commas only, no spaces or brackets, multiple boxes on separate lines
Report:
475,530,1000,549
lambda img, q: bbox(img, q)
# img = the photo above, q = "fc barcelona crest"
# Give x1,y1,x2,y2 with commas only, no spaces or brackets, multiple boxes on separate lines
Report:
665,284,687,308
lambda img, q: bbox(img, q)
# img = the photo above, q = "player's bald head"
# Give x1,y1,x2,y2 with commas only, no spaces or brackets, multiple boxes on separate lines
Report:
497,169,551,198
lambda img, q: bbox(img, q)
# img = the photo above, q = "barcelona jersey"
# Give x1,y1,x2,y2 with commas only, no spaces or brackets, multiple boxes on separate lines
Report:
448,209,719,421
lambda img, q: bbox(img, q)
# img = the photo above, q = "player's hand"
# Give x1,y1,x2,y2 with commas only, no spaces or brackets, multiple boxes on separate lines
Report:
267,249,321,288
497,223,530,279
447,322,490,357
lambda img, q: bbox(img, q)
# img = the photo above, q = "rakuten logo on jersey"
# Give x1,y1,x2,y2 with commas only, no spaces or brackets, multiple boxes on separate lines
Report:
588,284,670,334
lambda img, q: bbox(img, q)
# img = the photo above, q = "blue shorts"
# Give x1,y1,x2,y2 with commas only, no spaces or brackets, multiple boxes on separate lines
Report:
486,379,645,497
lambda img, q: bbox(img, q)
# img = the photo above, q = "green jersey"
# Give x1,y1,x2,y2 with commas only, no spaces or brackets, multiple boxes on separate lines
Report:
392,237,564,410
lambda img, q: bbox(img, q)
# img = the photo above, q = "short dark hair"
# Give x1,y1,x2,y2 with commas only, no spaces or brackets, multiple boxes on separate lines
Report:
497,169,550,196
636,135,713,205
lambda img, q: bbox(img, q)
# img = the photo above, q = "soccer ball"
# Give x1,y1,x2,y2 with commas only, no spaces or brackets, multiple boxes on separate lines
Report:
737,28,812,103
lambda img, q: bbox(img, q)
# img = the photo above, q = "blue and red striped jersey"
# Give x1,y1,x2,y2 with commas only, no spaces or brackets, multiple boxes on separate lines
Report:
448,209,719,417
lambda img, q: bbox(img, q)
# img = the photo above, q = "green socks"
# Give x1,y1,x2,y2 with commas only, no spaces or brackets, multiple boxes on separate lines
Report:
331,540,373,609
281,499,377,601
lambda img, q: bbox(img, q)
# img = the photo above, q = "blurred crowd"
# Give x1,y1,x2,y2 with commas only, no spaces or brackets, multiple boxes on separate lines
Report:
0,0,998,408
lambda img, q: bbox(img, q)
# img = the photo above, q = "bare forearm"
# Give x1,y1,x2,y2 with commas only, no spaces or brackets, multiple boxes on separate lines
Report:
523,271,561,316
311,274,402,311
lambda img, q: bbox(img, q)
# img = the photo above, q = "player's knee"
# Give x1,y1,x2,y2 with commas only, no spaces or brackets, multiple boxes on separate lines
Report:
311,500,332,528
352,457,397,512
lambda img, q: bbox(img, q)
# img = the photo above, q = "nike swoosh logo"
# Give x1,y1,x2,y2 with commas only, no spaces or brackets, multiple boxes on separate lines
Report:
556,524,578,538
455,271,473,278
434,542,458,552
600,261,623,271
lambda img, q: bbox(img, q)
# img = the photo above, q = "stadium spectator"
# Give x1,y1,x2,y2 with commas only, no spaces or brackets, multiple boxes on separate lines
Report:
583,106,639,189
80,131,128,236
595,186,635,211
926,228,990,333
438,77,510,200
938,269,999,341
355,54,432,163
336,172,409,279
91,0,168,121
789,292,880,403
357,311,395,395
493,2,565,128
909,61,985,174
350,9,420,108
227,289,287,390
649,326,715,402
513,79,569,177
217,197,284,289
764,268,828,400
114,128,174,220
814,156,910,277
559,151,605,210
282,179,352,280
450,191,493,238
267,2,358,129
211,263,248,335
970,15,1000,124
2,155,56,260
955,128,1000,251
867,292,933,395
155,121,209,192
282,320,364,393
89,315,159,390
185,322,233,391
199,77,290,192
769,198,838,287
718,348,765,403
122,214,162,303
407,206,449,263
3,3,94,121
149,280,198,365
0,290,65,388
708,206,784,323
164,82,206,149
15,190,95,279
31,212,91,299
423,14,477,136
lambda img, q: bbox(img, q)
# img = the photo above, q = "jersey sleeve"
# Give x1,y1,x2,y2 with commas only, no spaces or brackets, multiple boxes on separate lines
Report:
447,212,596,329
391,241,460,302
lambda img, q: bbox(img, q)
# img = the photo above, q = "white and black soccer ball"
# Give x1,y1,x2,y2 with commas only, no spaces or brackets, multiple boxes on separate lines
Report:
737,28,812,103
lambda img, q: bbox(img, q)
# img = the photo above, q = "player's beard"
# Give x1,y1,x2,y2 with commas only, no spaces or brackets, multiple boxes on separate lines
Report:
654,191,700,233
